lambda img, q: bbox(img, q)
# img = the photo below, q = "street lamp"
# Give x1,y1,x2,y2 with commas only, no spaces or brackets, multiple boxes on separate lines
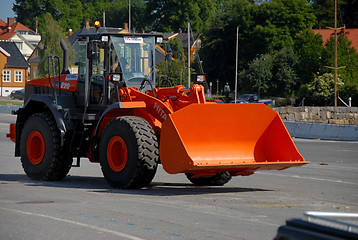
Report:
209,82,212,99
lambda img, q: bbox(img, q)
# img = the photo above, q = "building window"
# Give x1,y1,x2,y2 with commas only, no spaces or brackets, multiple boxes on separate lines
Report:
14,70,23,82
2,70,11,82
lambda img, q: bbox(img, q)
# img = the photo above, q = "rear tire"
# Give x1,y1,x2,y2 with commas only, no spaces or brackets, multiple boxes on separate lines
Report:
186,172,232,186
20,112,72,181
99,116,159,189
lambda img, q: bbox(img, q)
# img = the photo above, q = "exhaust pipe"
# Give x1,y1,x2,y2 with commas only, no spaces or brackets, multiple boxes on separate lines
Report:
60,39,70,74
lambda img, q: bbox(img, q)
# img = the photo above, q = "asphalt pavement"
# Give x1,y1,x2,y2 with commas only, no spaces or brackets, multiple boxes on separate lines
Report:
0,110,357,240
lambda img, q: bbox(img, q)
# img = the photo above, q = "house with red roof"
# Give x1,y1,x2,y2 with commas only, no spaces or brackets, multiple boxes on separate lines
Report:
0,18,41,60
0,41,29,97
312,28,358,54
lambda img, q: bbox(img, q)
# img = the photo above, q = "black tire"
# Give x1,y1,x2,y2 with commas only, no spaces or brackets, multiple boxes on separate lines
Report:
185,172,232,186
20,112,72,181
99,116,159,189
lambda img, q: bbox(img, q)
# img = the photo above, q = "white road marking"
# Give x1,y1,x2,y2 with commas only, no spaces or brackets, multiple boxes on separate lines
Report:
0,207,145,240
257,172,358,185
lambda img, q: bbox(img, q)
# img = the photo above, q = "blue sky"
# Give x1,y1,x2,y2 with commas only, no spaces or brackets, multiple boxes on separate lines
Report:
0,0,16,22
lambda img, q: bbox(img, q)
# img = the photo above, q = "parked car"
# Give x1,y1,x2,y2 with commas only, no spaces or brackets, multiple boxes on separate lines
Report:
9,89,25,100
231,94,274,106
206,99,224,103
230,94,259,103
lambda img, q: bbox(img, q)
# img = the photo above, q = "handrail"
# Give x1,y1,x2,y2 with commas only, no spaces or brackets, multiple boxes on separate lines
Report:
47,56,61,108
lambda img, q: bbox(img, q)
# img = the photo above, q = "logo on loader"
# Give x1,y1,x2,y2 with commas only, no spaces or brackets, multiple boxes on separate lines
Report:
153,102,167,121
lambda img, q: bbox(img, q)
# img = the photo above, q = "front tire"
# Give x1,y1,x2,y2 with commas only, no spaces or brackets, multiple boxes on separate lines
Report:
20,112,72,181
186,172,232,186
99,116,159,189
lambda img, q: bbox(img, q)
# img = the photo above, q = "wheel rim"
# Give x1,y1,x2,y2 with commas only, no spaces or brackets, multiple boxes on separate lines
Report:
27,131,45,165
107,136,128,172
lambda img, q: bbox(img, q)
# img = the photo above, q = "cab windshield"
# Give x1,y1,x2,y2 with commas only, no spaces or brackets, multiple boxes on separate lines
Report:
109,35,155,87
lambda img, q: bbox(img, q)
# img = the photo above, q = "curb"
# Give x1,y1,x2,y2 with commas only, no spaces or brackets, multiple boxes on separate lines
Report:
284,121,358,141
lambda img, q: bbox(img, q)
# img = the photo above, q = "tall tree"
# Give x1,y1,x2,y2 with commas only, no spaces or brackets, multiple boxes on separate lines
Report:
38,13,72,77
240,48,298,97
312,0,358,28
200,0,257,90
341,0,358,28
293,29,325,87
201,0,315,91
321,33,358,85
239,53,273,97
13,0,62,30
104,0,147,31
58,0,84,32
252,0,316,52
145,0,217,32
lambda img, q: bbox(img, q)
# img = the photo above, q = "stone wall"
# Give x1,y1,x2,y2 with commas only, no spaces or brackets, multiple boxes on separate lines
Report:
273,107,358,125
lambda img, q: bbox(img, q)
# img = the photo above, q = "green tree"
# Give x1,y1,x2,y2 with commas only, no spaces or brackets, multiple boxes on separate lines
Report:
104,0,147,31
58,0,84,32
252,0,316,52
312,0,358,28
156,59,189,86
293,29,325,87
240,48,298,97
145,0,217,32
341,0,358,28
239,53,273,97
38,13,73,77
311,0,335,29
272,47,299,97
201,0,316,91
304,73,344,105
168,38,185,60
201,0,257,90
321,33,358,85
13,0,62,30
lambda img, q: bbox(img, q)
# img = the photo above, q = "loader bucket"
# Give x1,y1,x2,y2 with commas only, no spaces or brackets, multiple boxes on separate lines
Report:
159,103,307,176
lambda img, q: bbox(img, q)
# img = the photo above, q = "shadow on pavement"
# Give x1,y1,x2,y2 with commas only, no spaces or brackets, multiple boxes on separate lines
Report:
0,173,272,196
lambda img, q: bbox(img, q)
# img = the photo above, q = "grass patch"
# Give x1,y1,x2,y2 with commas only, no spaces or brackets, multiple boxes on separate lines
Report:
0,101,23,106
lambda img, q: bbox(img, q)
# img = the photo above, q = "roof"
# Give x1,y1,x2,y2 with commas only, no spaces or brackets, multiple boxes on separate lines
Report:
0,46,10,57
0,32,16,40
312,28,358,53
0,19,6,27
0,18,37,41
0,20,36,35
0,41,29,68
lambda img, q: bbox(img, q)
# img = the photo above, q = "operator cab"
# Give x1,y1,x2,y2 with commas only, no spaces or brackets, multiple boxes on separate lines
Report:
77,31,161,107
110,35,156,87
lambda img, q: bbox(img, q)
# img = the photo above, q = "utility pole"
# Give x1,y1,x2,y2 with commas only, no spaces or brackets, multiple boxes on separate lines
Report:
326,0,345,107
234,27,239,103
187,21,191,88
103,10,106,28
129,0,131,33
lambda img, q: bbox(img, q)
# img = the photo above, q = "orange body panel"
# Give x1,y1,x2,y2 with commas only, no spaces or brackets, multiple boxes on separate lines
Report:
26,74,78,92
160,103,307,176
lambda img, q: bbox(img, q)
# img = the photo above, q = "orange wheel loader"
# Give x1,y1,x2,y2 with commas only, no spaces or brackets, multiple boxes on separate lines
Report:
7,28,308,189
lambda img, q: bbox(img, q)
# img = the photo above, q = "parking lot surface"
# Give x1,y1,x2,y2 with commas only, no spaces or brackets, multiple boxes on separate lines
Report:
0,113,357,240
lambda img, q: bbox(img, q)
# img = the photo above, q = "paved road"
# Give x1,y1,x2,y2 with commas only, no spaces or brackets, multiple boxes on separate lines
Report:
0,113,357,240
